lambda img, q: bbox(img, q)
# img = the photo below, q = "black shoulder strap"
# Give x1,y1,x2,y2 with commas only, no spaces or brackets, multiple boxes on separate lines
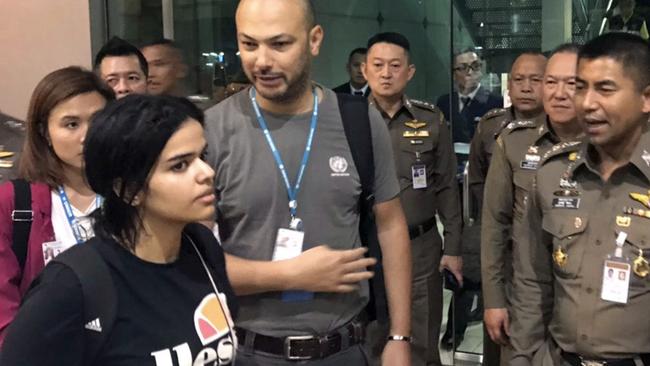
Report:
11,179,33,271
54,242,117,364
337,94,389,321
337,94,374,204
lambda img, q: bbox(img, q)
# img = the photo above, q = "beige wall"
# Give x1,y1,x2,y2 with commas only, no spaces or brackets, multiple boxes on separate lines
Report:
0,1,92,121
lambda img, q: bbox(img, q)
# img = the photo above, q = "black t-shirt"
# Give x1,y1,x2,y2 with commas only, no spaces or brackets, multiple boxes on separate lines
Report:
0,224,237,366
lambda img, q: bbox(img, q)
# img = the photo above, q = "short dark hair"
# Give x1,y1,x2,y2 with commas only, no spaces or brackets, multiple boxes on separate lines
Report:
367,32,411,53
578,32,650,91
140,38,178,49
549,42,581,58
94,36,149,76
19,66,115,188
84,95,204,250
140,38,183,60
347,47,367,63
510,51,547,74
303,0,316,29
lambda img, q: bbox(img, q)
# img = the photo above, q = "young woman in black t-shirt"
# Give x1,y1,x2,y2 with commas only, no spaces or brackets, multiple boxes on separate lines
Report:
0,95,237,366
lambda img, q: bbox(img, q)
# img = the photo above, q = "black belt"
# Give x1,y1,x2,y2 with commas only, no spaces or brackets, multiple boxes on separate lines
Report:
408,217,437,239
235,320,365,360
562,351,650,366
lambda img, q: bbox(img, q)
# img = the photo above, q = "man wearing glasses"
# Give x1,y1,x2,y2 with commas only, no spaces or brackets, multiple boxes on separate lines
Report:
437,49,503,143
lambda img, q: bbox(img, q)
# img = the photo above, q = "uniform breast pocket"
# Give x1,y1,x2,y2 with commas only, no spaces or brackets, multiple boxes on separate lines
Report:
542,214,588,279
398,139,435,176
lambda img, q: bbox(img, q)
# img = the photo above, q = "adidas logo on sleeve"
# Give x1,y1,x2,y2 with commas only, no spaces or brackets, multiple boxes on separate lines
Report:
85,318,103,332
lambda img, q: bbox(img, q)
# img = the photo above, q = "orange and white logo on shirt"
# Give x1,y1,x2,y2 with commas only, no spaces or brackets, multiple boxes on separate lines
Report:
194,293,234,346
151,292,236,366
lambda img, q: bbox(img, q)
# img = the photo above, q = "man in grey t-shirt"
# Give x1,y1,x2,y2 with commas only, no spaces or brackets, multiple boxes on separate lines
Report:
204,0,413,365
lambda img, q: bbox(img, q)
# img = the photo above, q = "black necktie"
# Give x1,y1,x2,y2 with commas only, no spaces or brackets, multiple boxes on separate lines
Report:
353,91,364,96
461,96,471,111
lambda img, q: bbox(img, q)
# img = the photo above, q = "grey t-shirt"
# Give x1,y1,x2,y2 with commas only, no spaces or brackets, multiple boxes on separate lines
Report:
204,86,399,336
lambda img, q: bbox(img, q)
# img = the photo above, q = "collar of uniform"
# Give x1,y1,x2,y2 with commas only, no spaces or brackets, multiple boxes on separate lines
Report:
567,142,591,178
531,115,557,146
401,95,418,117
628,123,650,181
568,125,650,181
506,106,517,121
368,94,414,122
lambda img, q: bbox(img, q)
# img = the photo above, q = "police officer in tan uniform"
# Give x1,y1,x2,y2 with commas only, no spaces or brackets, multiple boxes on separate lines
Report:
481,44,584,364
363,32,462,366
0,112,25,184
511,31,650,366
469,52,547,215
468,52,547,364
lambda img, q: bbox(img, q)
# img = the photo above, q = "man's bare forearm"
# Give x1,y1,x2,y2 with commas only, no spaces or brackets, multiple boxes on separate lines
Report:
375,198,412,335
224,253,292,295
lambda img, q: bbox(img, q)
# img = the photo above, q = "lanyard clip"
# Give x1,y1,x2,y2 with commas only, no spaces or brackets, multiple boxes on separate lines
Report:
290,216,303,231
615,231,627,258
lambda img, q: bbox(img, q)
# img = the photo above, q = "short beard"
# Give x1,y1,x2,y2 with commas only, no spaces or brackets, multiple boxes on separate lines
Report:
272,65,311,104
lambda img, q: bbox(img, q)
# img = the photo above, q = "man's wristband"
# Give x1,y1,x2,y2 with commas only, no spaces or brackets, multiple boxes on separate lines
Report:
386,335,412,343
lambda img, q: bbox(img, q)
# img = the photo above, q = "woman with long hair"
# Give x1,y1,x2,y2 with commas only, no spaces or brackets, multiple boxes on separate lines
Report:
0,66,114,344
0,95,237,365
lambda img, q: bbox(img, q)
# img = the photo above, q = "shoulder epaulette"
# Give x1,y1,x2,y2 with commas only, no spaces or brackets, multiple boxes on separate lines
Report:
409,98,437,113
540,140,583,165
503,120,536,134
493,118,513,140
481,108,507,122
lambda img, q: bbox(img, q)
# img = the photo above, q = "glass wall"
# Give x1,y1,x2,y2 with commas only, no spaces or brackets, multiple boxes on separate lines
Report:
90,0,645,364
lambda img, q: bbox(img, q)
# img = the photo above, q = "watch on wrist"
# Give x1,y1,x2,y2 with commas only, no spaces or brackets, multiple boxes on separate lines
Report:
386,334,412,343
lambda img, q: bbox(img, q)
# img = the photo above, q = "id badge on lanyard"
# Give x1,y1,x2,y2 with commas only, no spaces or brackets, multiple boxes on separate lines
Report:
251,88,317,302
601,232,631,304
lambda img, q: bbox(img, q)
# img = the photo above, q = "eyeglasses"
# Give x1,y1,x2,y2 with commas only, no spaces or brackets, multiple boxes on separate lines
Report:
454,62,482,73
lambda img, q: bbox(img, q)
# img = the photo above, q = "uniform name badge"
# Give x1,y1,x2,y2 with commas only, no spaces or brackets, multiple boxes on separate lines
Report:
412,164,427,189
601,232,631,304
42,240,74,265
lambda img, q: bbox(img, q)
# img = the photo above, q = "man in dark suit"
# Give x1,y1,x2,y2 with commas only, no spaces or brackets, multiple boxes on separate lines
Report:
0,112,25,184
436,49,503,143
333,47,371,97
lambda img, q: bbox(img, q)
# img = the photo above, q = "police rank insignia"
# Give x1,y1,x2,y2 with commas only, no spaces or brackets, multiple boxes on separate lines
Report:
629,191,650,208
623,206,650,219
568,152,578,162
553,247,568,267
616,215,631,227
559,178,578,189
404,120,427,129
0,151,14,159
403,130,429,138
553,189,580,197
633,249,649,278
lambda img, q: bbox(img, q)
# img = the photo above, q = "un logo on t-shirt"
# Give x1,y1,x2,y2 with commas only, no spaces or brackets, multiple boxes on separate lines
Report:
329,156,350,177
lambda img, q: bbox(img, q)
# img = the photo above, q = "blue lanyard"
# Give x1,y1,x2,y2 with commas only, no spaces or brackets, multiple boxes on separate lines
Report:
250,87,318,220
57,186,103,244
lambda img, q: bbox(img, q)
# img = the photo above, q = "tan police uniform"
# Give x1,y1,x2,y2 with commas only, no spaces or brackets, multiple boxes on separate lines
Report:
480,114,558,365
368,95,462,366
481,113,552,310
470,107,540,366
511,126,650,365
0,113,25,184
468,107,517,217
